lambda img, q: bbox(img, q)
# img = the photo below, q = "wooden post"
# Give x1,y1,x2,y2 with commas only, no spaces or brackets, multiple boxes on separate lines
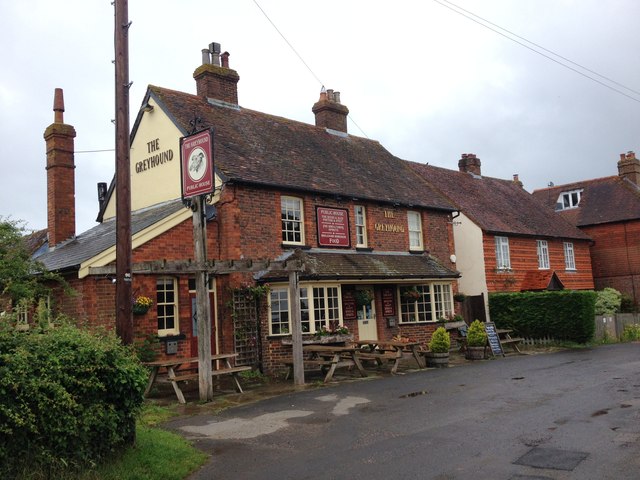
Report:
289,271,304,385
193,196,213,401
114,0,133,345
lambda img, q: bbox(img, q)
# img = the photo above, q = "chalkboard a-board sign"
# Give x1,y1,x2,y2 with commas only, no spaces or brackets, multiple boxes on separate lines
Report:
484,322,504,357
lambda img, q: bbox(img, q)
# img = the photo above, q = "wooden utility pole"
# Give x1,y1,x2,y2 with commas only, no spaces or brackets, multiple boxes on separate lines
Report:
114,0,133,344
193,196,213,401
289,271,305,385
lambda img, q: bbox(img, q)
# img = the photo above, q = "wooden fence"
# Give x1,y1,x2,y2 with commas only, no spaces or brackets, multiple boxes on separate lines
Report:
595,314,640,340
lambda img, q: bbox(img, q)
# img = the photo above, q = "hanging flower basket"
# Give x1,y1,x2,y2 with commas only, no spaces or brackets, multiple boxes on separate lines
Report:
133,296,153,315
401,287,421,301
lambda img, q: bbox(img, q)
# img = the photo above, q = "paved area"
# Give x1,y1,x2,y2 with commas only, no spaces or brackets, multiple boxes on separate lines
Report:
160,344,640,479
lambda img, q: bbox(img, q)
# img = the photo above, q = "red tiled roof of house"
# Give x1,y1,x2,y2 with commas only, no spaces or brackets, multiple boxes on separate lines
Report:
147,86,455,212
532,176,640,227
520,270,565,291
408,162,590,240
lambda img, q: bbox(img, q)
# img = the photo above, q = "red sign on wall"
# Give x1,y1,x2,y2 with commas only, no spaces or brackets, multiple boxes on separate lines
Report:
316,207,350,248
381,287,396,316
342,288,358,320
180,128,215,199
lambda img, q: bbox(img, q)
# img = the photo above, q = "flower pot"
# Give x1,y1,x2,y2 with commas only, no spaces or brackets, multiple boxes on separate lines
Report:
425,351,449,368
465,346,486,360
132,304,150,315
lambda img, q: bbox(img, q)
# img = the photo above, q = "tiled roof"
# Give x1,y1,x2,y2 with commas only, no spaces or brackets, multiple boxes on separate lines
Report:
532,176,640,227
148,86,455,211
255,249,459,282
35,200,186,272
520,270,565,291
408,162,591,240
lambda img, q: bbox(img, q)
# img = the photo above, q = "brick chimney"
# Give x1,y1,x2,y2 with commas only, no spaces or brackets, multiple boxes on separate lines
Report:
193,42,240,106
458,153,481,176
512,173,523,188
44,88,76,247
312,87,349,133
618,151,640,185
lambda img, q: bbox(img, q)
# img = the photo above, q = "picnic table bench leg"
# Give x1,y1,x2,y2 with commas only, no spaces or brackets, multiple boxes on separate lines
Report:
144,366,159,396
351,353,368,377
323,355,340,383
390,349,403,375
167,367,187,404
411,346,425,368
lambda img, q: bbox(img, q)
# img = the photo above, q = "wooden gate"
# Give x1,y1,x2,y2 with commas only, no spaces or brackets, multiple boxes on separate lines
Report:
232,289,261,368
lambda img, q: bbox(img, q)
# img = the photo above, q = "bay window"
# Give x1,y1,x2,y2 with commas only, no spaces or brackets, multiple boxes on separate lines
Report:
399,283,454,323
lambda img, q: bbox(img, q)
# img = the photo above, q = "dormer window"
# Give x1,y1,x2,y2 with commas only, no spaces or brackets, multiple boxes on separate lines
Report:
556,189,583,210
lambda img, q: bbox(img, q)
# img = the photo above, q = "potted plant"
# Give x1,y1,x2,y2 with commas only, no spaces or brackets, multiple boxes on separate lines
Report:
401,286,421,301
465,320,487,360
425,326,450,367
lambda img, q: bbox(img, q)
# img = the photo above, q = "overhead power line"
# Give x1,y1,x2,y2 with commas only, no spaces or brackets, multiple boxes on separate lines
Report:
433,0,640,103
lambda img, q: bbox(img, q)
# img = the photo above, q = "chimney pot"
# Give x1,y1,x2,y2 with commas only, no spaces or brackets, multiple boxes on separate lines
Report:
201,49,211,65
334,91,341,103
221,51,230,68
53,88,65,123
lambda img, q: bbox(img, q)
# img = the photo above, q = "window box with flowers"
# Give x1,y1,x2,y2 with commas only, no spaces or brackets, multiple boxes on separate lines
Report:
133,295,153,315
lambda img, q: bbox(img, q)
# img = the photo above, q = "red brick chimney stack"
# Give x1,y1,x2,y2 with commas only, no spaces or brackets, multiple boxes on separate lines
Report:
194,42,240,105
618,151,640,185
312,87,349,133
44,88,76,247
458,153,481,176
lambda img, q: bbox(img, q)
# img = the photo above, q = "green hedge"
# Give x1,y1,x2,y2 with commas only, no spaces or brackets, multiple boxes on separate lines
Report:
489,290,596,343
0,324,148,476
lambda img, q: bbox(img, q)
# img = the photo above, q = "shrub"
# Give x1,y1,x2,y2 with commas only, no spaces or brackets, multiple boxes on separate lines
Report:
0,324,148,477
621,324,640,342
620,294,638,313
467,320,487,347
428,327,450,353
595,288,622,315
489,290,596,343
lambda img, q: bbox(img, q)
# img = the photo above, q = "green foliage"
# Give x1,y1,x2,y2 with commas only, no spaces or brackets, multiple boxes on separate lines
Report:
620,294,638,313
428,327,450,353
594,287,622,315
0,218,66,305
467,320,487,347
621,324,640,342
489,290,596,343
134,334,159,363
0,324,148,476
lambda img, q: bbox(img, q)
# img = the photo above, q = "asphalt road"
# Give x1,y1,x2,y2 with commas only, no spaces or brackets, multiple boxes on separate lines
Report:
166,343,640,480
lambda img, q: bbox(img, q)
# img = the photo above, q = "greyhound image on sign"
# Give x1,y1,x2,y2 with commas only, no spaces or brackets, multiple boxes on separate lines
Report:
180,128,214,199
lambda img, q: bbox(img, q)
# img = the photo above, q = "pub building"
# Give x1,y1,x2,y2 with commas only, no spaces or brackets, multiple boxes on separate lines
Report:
36,44,461,375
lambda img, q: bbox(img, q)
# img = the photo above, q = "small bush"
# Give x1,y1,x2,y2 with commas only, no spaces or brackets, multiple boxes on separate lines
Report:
428,327,450,353
595,288,622,315
0,324,148,477
467,320,487,347
621,324,640,342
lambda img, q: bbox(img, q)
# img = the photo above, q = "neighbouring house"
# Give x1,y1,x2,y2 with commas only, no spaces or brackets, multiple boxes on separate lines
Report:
532,151,640,308
409,154,595,321
33,44,462,374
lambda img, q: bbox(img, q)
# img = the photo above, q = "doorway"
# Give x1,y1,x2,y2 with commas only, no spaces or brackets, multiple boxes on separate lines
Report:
356,286,378,341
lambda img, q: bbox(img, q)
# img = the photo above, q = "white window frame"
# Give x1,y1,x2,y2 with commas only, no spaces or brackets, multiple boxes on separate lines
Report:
281,196,305,245
564,242,576,270
157,277,179,336
557,189,583,210
398,283,454,324
268,284,343,336
407,211,423,251
354,205,368,248
495,236,511,270
537,240,550,269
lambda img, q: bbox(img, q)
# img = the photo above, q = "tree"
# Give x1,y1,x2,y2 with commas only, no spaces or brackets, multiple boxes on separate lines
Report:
0,218,63,308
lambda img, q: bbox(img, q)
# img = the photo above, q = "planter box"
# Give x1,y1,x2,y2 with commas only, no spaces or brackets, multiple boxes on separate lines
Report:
281,334,354,345
465,346,486,360
424,351,449,368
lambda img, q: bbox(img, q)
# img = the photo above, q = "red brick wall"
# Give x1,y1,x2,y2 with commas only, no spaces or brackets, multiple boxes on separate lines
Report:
583,220,640,304
483,234,594,292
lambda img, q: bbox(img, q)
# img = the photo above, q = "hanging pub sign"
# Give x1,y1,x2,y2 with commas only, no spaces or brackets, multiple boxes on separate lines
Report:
180,128,215,199
316,206,350,247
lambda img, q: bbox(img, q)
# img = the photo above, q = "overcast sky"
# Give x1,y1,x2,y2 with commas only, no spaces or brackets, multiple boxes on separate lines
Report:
1,0,638,234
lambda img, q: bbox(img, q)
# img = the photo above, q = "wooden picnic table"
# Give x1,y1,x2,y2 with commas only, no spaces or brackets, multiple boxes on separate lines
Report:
495,329,523,353
143,353,251,404
355,340,425,373
282,345,368,383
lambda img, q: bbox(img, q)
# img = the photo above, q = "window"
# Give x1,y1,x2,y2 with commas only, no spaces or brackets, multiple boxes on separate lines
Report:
281,196,304,244
157,277,179,336
269,284,343,336
399,283,454,323
537,240,550,269
407,211,423,251
495,236,511,270
564,242,576,270
354,205,367,247
556,189,582,210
